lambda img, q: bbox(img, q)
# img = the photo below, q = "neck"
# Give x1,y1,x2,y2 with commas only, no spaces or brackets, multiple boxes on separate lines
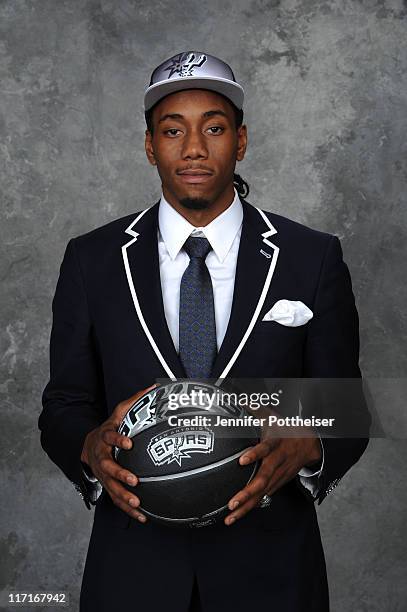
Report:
162,183,235,226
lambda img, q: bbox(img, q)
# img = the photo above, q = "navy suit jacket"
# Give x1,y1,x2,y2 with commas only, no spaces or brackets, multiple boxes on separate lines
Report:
38,198,370,610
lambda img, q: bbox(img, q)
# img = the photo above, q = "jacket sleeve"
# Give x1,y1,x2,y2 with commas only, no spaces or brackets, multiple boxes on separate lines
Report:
38,238,106,508
302,234,371,504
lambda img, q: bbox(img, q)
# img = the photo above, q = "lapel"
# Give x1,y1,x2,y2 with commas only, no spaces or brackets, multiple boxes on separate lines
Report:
211,200,280,382
121,202,186,380
121,198,280,384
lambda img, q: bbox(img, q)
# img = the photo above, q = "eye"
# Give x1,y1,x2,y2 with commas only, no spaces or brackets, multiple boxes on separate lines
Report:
206,126,224,134
164,128,182,137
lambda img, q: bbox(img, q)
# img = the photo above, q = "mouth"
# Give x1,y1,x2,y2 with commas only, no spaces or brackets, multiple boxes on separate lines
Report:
176,168,214,184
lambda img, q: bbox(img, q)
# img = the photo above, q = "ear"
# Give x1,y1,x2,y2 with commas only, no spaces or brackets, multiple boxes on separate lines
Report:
145,130,157,166
236,124,247,162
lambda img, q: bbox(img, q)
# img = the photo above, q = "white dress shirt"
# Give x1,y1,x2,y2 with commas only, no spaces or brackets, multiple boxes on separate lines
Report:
158,188,242,352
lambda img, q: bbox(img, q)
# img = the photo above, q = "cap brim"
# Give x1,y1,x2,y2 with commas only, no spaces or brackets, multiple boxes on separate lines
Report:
144,76,244,111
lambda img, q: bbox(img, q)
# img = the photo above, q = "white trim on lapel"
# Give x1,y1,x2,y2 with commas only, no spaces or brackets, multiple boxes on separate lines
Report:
121,207,177,381
215,207,279,385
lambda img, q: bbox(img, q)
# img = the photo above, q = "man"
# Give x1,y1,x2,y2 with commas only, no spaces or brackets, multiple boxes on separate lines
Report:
39,51,370,611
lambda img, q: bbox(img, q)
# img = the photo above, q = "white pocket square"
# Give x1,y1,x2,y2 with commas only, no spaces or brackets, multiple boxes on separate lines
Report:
262,299,313,327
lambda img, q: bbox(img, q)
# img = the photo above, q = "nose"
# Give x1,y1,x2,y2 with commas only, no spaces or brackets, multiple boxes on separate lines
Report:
181,128,208,160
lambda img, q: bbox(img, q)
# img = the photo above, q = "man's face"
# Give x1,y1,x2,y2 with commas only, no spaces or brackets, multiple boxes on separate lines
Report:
145,89,247,210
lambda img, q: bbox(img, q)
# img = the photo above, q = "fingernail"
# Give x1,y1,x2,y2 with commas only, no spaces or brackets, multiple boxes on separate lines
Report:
227,517,236,526
129,498,138,507
230,500,239,510
138,515,146,523
127,476,136,485
240,455,250,465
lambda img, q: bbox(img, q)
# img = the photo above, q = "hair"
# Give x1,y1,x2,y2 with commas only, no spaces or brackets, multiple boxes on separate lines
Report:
145,92,250,199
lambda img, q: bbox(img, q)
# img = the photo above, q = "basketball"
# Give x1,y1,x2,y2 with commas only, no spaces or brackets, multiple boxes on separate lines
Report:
115,381,260,527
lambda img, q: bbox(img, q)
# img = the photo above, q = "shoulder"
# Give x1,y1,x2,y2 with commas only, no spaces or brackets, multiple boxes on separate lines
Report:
70,203,159,253
260,206,333,242
243,200,338,255
74,207,152,243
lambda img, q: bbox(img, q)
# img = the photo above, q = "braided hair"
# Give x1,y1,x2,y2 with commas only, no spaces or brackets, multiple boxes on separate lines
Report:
233,173,250,198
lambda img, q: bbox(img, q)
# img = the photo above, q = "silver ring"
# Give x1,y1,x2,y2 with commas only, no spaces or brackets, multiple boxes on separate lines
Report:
259,494,272,508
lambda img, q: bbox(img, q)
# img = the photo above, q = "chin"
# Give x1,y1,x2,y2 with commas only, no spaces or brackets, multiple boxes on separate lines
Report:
178,196,210,210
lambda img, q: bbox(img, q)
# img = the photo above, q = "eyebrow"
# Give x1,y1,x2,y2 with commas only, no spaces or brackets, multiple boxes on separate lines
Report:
157,110,228,124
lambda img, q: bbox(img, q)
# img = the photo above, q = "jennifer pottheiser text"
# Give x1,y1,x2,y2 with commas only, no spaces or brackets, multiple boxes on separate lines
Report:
167,415,336,428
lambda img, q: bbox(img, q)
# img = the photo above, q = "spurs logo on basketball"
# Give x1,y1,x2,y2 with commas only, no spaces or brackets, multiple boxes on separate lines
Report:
147,427,214,467
164,52,207,78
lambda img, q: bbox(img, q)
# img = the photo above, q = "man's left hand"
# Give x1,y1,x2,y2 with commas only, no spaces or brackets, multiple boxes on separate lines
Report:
225,435,322,526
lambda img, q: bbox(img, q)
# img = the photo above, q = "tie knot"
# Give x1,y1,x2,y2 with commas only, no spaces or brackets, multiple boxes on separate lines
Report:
183,235,212,259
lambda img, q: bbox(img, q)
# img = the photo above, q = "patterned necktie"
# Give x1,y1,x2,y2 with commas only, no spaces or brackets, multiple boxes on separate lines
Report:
179,235,217,379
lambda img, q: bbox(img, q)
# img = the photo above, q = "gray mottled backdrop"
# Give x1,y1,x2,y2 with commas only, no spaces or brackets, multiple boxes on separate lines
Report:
1,1,406,610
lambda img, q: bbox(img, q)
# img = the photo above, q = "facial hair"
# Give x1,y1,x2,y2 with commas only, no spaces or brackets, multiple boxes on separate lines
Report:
179,197,210,210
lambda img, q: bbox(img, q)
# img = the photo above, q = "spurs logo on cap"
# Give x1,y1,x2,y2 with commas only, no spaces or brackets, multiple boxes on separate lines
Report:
144,50,244,112
164,52,207,79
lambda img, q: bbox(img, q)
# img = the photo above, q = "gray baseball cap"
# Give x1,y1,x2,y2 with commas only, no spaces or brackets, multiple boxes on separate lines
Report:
144,51,244,112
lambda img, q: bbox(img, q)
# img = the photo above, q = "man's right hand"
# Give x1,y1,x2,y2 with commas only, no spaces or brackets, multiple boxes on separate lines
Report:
80,384,157,523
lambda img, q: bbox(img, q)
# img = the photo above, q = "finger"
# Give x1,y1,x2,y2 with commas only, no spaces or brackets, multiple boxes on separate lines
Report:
239,439,280,465
225,462,288,525
227,471,270,511
102,429,133,450
110,493,147,523
112,383,159,427
96,455,138,486
225,493,262,525
227,466,292,528
264,472,287,497
105,476,146,522
108,475,140,505
228,455,285,510
264,464,294,497
125,383,159,408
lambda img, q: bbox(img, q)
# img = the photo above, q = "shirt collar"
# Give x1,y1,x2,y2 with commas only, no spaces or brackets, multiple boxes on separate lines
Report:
158,187,243,263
